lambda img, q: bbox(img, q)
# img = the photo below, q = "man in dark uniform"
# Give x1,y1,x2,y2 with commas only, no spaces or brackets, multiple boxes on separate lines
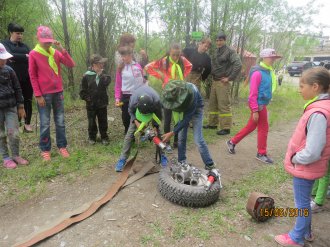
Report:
203,31,242,135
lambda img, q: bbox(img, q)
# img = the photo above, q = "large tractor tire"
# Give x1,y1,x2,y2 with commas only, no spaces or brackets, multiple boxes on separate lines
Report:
158,167,221,207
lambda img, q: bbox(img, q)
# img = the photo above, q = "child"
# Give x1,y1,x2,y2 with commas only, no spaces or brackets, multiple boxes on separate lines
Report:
115,46,145,134
275,67,330,247
80,54,111,145
226,48,282,164
145,43,192,152
161,80,215,170
310,161,330,212
115,84,166,172
29,26,75,161
0,43,28,169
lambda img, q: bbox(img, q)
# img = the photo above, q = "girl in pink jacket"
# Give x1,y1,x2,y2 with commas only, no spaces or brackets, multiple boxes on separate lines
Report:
275,67,330,247
115,46,145,134
29,26,75,161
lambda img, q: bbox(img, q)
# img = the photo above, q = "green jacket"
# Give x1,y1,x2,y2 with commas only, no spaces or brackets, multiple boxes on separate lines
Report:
211,45,242,81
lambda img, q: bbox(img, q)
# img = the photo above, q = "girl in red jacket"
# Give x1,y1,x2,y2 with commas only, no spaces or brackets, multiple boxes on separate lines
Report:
275,67,330,246
29,26,75,161
145,43,192,152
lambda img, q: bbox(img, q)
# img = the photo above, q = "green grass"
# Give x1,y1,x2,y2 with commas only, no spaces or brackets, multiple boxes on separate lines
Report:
0,80,303,206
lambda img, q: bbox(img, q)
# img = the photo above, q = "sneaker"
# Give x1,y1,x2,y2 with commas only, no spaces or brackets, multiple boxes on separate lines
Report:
216,129,230,135
101,139,109,145
203,125,217,129
274,233,303,246
59,148,70,158
256,153,274,164
165,144,173,154
310,200,323,213
115,159,126,172
13,156,29,165
3,159,17,169
23,124,33,133
88,139,96,145
160,154,168,167
205,163,216,170
226,140,236,154
41,151,51,161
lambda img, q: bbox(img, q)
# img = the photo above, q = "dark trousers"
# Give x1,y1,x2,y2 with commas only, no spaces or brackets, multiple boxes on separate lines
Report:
163,108,178,145
121,94,131,134
20,79,33,125
87,107,108,141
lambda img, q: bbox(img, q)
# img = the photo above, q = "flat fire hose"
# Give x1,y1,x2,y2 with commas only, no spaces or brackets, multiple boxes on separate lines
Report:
14,151,156,247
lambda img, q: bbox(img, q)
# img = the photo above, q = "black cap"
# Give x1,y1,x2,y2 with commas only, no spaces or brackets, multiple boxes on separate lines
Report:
137,95,154,114
217,31,226,40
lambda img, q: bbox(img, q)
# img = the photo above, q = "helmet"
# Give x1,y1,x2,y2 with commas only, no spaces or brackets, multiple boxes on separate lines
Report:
137,95,154,114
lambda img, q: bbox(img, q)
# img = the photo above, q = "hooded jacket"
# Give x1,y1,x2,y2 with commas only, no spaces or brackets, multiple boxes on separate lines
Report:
80,69,111,109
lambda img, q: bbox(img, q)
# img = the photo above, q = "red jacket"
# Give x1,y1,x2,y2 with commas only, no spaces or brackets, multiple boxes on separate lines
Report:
145,56,192,88
284,100,330,180
29,49,75,96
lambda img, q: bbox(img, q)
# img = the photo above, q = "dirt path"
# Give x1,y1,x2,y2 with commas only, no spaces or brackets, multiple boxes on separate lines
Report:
0,121,329,247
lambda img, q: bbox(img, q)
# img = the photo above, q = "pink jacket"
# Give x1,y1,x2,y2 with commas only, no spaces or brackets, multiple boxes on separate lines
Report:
284,100,330,180
114,63,144,100
29,49,75,96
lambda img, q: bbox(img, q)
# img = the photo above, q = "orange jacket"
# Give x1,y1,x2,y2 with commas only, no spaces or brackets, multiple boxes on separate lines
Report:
145,56,192,88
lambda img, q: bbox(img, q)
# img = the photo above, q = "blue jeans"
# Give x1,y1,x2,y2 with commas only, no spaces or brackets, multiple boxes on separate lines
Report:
38,92,67,151
0,107,20,159
289,177,314,245
178,107,213,165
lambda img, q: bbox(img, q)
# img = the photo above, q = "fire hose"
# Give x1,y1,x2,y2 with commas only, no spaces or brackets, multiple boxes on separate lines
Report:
13,151,156,247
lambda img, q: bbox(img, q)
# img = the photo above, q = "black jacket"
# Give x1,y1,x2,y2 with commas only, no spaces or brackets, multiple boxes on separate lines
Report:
0,65,24,109
79,70,111,109
2,39,30,83
183,47,211,81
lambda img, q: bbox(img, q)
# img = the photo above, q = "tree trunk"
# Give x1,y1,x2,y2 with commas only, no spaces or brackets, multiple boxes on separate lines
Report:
97,0,105,57
60,0,75,95
144,0,148,52
89,0,97,53
185,2,191,46
192,0,198,32
83,0,91,67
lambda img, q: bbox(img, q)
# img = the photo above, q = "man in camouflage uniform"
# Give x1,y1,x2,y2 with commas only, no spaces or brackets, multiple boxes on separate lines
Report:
203,31,242,135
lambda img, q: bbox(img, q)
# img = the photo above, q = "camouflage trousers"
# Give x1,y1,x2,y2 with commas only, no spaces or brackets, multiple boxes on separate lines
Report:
185,71,202,92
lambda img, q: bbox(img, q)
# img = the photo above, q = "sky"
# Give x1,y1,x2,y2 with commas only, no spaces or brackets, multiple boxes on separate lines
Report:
287,0,330,36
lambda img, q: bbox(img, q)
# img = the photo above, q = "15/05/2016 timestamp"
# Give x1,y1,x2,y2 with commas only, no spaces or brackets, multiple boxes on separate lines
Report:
259,208,309,217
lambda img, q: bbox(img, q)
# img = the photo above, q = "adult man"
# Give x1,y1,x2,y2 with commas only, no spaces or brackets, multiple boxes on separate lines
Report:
114,84,167,172
204,31,242,135
183,37,212,92
161,80,215,170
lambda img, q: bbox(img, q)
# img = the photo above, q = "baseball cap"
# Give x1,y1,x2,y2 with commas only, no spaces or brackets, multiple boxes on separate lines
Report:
37,26,54,43
216,31,226,40
90,54,108,64
260,48,282,59
0,43,13,60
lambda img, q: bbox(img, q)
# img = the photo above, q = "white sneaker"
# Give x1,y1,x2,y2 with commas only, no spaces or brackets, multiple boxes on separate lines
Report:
310,200,323,213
